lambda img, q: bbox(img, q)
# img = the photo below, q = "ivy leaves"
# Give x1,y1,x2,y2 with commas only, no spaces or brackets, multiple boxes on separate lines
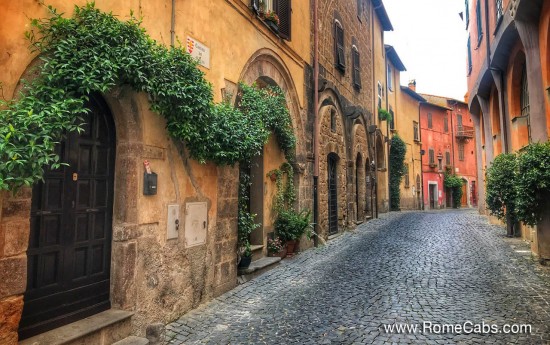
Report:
0,3,296,190
389,134,406,211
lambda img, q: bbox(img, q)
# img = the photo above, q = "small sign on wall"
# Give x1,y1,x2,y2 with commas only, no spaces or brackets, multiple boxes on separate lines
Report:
186,37,210,69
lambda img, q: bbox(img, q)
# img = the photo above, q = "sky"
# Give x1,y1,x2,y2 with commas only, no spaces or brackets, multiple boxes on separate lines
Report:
382,0,469,101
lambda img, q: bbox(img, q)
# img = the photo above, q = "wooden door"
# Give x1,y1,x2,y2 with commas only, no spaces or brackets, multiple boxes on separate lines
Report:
461,182,468,206
429,184,436,209
19,95,116,339
328,154,338,235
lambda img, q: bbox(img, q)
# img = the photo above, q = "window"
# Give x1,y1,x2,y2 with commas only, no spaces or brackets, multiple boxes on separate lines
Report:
429,148,435,165
357,0,363,19
377,82,383,109
467,36,472,75
335,21,345,72
352,46,361,89
389,107,395,130
427,113,433,129
444,115,449,132
404,164,410,188
465,0,470,28
413,121,419,141
476,0,483,45
457,114,463,129
387,64,393,91
416,175,421,191
521,63,530,118
496,0,503,23
330,109,337,132
445,151,451,166
458,143,465,161
253,0,292,39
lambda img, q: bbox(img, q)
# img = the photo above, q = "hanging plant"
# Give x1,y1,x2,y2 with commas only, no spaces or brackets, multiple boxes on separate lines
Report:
378,108,392,122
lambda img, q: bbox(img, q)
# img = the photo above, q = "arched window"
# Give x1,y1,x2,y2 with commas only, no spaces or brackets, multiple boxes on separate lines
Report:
520,63,530,118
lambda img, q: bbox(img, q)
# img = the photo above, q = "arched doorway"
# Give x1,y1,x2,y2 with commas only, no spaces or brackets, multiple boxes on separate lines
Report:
327,153,339,235
355,153,363,221
19,94,116,339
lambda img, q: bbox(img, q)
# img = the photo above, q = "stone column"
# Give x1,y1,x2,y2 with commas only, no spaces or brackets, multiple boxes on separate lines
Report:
471,113,486,213
516,20,549,143
479,96,494,165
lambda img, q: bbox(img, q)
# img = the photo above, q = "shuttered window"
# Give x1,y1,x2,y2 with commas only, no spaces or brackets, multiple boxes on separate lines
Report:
413,121,419,141
335,22,345,72
429,149,435,165
428,113,433,129
445,151,451,166
458,143,465,161
444,115,449,132
251,0,291,40
467,36,472,75
352,47,361,89
476,0,483,44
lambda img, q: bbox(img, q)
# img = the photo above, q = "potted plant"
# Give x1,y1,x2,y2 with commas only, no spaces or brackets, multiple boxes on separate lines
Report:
274,209,312,256
378,108,392,122
267,236,286,258
263,10,279,31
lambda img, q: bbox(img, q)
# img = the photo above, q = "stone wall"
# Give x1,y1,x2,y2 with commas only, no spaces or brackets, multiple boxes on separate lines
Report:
0,190,29,344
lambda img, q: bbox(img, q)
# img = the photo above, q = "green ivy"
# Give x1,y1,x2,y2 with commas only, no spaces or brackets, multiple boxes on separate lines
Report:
443,171,463,208
389,134,406,211
485,153,517,222
0,3,296,190
378,108,392,123
237,169,259,257
515,142,550,226
267,162,296,213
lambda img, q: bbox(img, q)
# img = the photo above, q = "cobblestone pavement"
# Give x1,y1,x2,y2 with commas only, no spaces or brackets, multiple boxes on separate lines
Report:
166,210,550,344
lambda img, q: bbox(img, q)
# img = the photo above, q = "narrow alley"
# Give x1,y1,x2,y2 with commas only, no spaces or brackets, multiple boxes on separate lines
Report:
166,210,550,344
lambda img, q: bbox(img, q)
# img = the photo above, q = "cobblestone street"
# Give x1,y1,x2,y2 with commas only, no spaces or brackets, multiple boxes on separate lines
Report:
166,210,550,344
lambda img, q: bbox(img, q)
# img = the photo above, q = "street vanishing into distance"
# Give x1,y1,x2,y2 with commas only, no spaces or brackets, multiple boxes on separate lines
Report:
166,210,550,344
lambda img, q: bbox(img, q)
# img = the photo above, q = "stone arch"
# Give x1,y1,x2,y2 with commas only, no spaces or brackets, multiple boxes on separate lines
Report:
507,45,530,149
352,119,368,222
239,48,305,160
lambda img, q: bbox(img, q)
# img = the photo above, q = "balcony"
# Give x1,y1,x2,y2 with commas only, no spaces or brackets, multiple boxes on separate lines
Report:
456,125,474,139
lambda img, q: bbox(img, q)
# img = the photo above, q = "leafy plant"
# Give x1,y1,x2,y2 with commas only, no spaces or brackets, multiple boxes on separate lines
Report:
238,169,259,258
267,237,284,254
378,108,392,123
274,209,312,242
444,171,464,208
389,134,406,211
267,162,296,213
263,11,280,25
0,3,296,191
485,153,517,222
515,142,550,226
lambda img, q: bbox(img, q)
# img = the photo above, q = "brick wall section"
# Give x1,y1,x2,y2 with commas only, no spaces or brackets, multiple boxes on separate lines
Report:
0,189,31,345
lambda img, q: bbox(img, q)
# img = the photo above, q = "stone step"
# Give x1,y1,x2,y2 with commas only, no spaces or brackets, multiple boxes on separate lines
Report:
112,336,149,345
250,244,264,261
20,309,133,345
237,256,281,283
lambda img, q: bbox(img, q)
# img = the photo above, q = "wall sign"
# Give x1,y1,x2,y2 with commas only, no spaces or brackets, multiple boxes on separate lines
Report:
186,37,210,69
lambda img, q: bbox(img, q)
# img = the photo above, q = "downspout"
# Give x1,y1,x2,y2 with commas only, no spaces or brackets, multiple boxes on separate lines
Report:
385,49,390,212
170,0,176,47
371,3,378,219
313,0,319,247
419,103,424,210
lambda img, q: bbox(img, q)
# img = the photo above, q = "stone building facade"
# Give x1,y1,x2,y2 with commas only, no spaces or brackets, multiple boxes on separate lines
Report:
312,0,391,237
465,0,550,258
0,0,310,343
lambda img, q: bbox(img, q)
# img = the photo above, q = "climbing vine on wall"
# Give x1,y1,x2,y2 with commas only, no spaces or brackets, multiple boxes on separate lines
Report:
389,134,406,211
443,171,463,208
0,2,296,191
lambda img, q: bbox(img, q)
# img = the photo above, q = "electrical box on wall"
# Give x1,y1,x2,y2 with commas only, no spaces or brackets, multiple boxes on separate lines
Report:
167,204,180,240
184,202,207,248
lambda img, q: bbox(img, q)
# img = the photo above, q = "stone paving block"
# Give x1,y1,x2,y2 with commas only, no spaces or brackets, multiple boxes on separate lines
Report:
165,211,550,344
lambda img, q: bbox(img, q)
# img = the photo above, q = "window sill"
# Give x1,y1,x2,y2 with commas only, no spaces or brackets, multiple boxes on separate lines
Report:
511,115,529,123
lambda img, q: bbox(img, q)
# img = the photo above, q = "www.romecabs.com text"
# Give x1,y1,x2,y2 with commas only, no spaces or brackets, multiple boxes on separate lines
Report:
382,321,532,335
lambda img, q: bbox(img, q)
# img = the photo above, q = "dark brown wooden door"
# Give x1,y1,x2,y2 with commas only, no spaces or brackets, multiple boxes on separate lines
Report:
328,154,338,235
20,95,116,339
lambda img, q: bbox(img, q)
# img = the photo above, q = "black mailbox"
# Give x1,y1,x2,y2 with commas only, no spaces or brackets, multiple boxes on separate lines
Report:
143,172,158,195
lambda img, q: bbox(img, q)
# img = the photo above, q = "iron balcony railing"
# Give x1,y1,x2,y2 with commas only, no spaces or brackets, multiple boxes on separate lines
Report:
456,125,474,139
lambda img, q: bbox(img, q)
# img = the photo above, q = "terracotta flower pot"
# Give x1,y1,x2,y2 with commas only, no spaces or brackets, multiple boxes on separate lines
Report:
285,240,299,257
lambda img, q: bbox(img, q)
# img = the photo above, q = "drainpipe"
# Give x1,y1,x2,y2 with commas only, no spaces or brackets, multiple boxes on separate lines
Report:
313,0,319,247
371,3,378,219
170,0,176,47
385,51,390,212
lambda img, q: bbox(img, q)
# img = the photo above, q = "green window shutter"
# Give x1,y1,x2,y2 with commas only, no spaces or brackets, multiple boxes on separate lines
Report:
353,49,361,89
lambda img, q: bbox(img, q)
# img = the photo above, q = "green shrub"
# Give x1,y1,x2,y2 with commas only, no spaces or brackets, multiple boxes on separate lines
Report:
444,172,464,208
485,153,518,221
515,142,550,226
274,209,312,241
389,134,406,211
